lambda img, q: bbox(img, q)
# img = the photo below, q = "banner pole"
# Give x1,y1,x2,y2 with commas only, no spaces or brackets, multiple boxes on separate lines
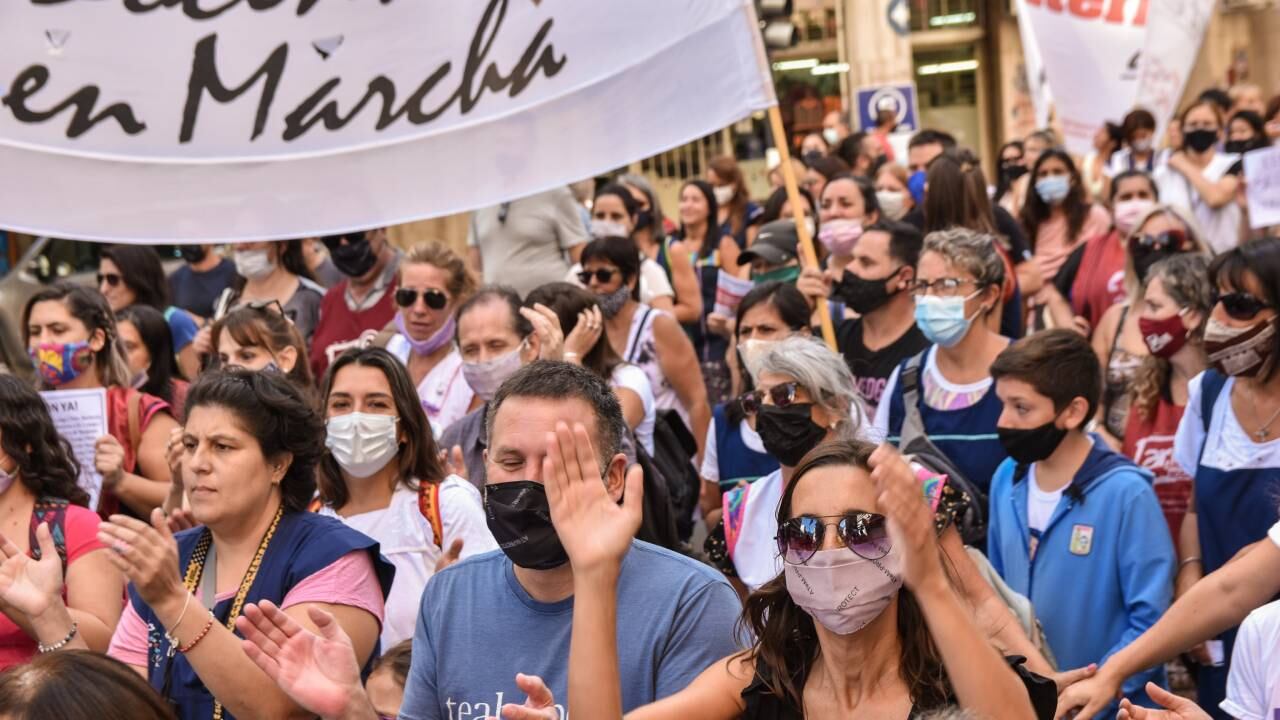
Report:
766,104,837,351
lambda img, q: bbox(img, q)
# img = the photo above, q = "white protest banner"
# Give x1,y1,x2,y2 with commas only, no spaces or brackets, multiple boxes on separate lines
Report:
1015,3,1053,130
1016,0,1147,154
713,270,755,318
1133,0,1215,141
39,388,109,510
1244,146,1280,230
0,0,774,243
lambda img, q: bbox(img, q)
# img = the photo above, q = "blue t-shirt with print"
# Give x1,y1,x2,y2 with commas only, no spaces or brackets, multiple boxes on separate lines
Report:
399,541,742,720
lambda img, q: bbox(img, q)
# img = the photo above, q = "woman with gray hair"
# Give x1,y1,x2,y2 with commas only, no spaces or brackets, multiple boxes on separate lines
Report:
873,227,1012,498
709,334,866,591
617,174,703,324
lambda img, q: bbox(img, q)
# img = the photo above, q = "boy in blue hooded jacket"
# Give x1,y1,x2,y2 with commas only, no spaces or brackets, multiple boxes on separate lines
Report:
987,329,1175,713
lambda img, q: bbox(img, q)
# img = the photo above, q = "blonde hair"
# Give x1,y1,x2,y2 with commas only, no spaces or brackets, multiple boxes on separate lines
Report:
1122,204,1210,302
400,242,478,303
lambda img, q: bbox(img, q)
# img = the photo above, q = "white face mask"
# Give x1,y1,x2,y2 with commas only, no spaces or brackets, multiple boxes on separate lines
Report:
738,337,781,381
325,412,399,478
234,249,275,281
803,217,816,239
462,341,526,402
590,219,630,239
875,190,908,221
822,128,840,146
713,185,736,207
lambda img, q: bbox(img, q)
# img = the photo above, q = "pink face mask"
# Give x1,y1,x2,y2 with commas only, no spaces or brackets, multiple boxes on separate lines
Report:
1113,199,1155,237
817,219,863,257
784,546,903,635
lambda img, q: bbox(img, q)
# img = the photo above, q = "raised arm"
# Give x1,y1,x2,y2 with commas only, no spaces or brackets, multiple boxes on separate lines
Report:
664,242,704,324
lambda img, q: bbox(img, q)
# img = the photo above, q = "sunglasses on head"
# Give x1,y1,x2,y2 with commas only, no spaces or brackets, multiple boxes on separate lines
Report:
1128,230,1186,254
776,512,892,565
97,272,122,287
1214,290,1273,320
394,288,448,310
320,232,367,249
739,382,802,415
577,268,617,285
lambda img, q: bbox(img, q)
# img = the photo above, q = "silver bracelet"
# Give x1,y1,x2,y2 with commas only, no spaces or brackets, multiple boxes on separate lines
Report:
37,621,78,653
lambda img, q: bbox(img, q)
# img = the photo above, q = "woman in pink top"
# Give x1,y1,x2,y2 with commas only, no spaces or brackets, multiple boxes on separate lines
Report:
1021,149,1112,286
0,374,122,669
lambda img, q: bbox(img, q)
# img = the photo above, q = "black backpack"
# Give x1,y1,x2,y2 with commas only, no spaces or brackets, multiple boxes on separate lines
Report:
632,435,682,552
897,352,988,546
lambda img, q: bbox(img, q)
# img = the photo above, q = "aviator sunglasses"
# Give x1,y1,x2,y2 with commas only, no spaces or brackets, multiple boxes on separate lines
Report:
738,382,802,415
394,288,449,310
776,512,892,565
1213,290,1274,321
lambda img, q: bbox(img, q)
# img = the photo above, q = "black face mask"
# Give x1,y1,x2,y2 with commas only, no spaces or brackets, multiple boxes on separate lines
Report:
179,245,207,264
1133,249,1177,284
1183,129,1218,153
1223,139,1263,155
833,268,902,315
330,237,378,278
483,481,569,570
802,150,825,167
634,209,654,231
1000,164,1028,185
756,403,828,468
997,419,1069,465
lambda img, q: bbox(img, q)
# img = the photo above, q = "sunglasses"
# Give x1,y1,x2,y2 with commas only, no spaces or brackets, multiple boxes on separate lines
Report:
320,232,367,249
97,272,122,287
776,512,892,565
1128,230,1186,254
394,288,448,310
577,268,617,285
1214,291,1273,321
740,382,801,415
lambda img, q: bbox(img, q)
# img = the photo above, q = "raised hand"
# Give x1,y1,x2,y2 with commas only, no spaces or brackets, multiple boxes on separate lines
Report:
489,674,559,720
441,445,469,481
435,538,464,573
98,508,184,609
868,444,943,592
563,306,604,361
95,434,127,488
795,266,830,309
1116,683,1211,720
166,509,199,534
163,426,186,513
0,523,64,621
542,422,643,576
520,304,565,362
237,601,372,720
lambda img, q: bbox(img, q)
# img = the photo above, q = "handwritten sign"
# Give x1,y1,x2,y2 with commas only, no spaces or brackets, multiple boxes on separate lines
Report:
0,0,774,242
40,388,109,510
1245,146,1280,230
1134,0,1216,141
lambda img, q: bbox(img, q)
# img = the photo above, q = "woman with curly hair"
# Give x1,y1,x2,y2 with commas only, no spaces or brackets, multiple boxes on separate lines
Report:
0,374,124,669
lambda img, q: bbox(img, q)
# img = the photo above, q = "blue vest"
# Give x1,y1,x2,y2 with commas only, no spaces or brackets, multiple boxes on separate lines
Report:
1190,370,1280,719
712,404,778,491
131,512,394,720
886,350,1007,495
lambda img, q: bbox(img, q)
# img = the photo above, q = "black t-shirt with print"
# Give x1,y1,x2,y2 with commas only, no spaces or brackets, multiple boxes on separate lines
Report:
836,317,930,415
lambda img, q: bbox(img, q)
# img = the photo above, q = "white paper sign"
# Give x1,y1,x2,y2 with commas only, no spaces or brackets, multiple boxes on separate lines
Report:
1133,0,1215,141
1017,0,1147,154
40,388,109,510
713,270,755,319
1244,146,1280,230
0,0,775,243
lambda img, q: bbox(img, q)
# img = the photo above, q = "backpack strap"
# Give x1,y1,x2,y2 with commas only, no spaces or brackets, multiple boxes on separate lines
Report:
417,482,444,550
30,497,69,579
1196,370,1229,467
898,350,929,441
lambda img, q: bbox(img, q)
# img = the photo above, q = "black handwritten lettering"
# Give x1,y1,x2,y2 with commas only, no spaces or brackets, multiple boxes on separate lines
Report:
2,65,146,138
34,0,386,21
280,0,566,142
181,34,287,143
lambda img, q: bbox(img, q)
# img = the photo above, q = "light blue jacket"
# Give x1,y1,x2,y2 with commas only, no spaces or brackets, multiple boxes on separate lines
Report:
987,439,1175,710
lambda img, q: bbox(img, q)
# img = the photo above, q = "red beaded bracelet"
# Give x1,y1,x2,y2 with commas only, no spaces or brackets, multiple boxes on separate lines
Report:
178,613,214,654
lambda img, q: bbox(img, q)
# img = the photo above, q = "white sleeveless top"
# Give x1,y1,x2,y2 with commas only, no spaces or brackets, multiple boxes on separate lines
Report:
623,304,689,429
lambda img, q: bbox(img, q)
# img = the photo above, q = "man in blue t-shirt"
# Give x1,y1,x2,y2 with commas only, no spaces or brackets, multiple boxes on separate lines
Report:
237,361,742,720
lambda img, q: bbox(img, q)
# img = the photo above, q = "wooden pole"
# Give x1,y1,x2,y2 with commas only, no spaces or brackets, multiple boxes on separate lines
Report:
766,104,838,350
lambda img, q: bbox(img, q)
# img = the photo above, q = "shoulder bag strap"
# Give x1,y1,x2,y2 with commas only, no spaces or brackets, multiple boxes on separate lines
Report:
626,308,655,364
417,482,444,550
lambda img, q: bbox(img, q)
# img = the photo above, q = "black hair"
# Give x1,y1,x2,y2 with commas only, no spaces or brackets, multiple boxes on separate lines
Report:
0,374,88,506
23,283,132,389
866,220,925,268
727,282,812,425
185,368,325,513
1198,87,1233,115
808,155,851,181
1209,237,1280,381
454,285,533,345
1121,109,1157,142
101,245,170,310
1020,148,1090,253
908,129,957,150
230,240,316,293
0,650,175,720
678,179,721,261
593,183,639,220
995,141,1026,202
822,173,881,218
1109,170,1159,202
834,131,868,168
759,186,819,236
991,328,1102,425
524,283,623,384
1228,110,1270,147
318,348,444,509
116,305,182,408
486,360,625,463
581,236,642,301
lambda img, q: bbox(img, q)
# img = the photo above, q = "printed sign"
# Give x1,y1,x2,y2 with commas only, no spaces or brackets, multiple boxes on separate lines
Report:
855,84,919,133
40,388,109,510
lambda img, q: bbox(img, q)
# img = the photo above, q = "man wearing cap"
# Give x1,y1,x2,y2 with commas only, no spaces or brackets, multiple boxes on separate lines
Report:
738,219,802,285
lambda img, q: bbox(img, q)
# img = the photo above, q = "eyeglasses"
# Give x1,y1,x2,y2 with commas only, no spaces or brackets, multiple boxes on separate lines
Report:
97,272,122,287
1214,291,1273,321
1128,230,1186,254
320,232,367,249
910,278,978,297
394,288,448,310
739,382,802,415
577,268,617,285
776,512,892,565
245,299,285,315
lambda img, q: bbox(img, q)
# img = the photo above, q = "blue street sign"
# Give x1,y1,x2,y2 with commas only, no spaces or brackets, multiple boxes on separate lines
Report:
855,84,920,133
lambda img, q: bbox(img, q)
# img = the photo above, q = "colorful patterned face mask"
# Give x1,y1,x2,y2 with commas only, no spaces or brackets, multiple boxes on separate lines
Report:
29,341,94,387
